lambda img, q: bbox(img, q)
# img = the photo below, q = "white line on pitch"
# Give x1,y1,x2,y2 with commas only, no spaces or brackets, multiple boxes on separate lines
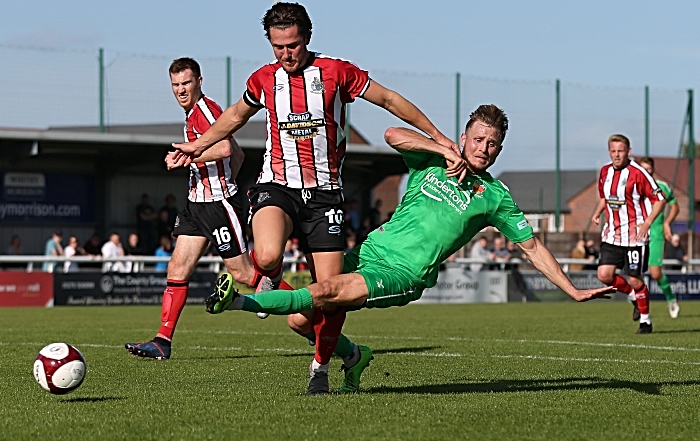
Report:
381,351,700,366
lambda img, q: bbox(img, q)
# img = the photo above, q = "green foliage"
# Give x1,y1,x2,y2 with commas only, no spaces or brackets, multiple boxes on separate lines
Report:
2,301,699,440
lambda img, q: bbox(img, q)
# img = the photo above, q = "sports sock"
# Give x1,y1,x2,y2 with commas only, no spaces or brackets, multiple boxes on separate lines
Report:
239,287,314,314
635,284,650,314
313,307,347,365
640,313,651,324
310,358,329,373
250,249,283,282
658,274,675,302
303,332,355,359
611,274,633,295
156,279,189,340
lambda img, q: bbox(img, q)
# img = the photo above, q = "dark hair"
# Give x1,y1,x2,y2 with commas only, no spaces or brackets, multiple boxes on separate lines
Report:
262,2,312,39
464,104,509,143
638,156,654,168
169,57,201,78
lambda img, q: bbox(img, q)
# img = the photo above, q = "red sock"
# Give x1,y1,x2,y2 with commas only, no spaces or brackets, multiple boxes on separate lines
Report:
313,307,347,365
635,284,650,314
156,280,188,341
278,280,293,290
611,274,633,295
250,249,282,280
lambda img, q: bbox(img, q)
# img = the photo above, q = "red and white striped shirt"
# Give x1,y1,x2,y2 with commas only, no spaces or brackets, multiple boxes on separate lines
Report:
598,160,663,246
243,53,370,190
184,96,237,202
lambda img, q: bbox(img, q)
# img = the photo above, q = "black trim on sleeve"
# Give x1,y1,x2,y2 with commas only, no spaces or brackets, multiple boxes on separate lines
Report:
243,90,264,109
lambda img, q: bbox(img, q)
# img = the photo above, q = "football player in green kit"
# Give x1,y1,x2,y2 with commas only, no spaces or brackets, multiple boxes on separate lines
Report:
207,104,614,394
638,157,680,318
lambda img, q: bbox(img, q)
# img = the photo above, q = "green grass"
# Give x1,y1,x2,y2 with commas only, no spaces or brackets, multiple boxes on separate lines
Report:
2,301,700,440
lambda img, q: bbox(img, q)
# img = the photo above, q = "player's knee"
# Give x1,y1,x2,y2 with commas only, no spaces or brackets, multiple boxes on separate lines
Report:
287,314,312,335
597,273,613,285
166,259,188,280
253,247,282,270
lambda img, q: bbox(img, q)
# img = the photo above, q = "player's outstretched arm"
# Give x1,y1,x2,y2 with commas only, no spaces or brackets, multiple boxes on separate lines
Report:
172,98,259,158
384,127,466,179
363,81,459,152
517,237,614,302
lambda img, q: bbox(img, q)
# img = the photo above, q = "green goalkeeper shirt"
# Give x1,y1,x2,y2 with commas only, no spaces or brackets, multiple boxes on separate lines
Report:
361,150,534,288
650,179,676,242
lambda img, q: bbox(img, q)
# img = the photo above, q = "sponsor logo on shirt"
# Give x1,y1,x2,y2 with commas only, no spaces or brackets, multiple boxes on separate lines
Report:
278,112,325,140
420,172,471,214
606,195,625,210
517,219,529,230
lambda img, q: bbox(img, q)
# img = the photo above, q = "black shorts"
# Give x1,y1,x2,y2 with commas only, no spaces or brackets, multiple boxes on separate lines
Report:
248,183,344,253
598,242,649,277
173,195,248,259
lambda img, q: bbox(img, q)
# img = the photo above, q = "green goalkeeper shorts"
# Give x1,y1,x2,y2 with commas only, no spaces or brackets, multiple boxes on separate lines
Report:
343,244,425,309
648,238,664,267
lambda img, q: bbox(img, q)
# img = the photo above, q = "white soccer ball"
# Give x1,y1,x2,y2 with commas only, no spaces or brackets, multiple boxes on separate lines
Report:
33,343,86,395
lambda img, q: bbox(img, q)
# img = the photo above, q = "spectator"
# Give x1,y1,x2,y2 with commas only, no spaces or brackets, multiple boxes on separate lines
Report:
664,234,687,271
489,236,511,269
569,239,589,272
357,216,373,244
136,194,158,254
63,235,85,273
154,235,174,273
344,199,361,233
102,232,127,273
584,239,599,270
6,234,22,255
84,234,103,256
43,230,64,272
157,208,174,239
469,236,491,271
160,194,178,229
282,238,302,272
345,232,357,254
124,232,144,256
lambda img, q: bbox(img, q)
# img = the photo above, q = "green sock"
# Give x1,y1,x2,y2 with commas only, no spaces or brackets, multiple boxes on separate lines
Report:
658,274,675,302
242,287,314,315
303,332,355,359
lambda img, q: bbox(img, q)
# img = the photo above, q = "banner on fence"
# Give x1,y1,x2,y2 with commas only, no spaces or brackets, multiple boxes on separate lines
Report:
0,271,54,307
53,272,217,306
416,268,508,304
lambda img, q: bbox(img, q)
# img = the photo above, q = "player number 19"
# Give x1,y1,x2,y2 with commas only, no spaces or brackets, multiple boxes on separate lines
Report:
627,250,640,264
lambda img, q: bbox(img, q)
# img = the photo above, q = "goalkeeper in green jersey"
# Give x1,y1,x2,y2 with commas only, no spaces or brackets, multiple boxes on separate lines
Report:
207,104,615,394
638,157,680,318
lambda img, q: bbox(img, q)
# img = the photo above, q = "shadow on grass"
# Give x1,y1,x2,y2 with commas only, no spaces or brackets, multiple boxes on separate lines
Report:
367,377,700,396
60,396,127,403
277,346,442,359
180,354,253,361
650,328,700,334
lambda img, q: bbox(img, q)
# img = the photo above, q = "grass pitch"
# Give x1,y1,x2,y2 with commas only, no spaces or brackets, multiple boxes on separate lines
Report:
2,300,700,440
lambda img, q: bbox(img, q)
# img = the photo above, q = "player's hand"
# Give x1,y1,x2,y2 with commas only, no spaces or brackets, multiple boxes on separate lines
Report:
636,222,651,242
172,141,206,158
444,149,467,182
591,214,600,226
571,286,615,302
663,224,673,242
165,150,191,170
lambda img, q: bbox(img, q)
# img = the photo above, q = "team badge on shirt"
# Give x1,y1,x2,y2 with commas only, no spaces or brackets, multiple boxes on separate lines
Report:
309,77,324,94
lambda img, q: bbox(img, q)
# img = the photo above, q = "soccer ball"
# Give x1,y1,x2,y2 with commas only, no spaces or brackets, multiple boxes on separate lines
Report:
33,343,86,395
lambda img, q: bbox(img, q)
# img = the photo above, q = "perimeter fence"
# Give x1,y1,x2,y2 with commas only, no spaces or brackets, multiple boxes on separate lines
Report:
0,45,690,174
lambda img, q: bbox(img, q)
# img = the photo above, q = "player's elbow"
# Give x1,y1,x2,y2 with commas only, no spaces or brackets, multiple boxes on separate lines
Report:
384,127,403,147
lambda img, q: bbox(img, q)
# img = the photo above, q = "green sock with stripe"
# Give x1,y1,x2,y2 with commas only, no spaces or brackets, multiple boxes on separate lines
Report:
241,287,314,315
658,274,675,302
